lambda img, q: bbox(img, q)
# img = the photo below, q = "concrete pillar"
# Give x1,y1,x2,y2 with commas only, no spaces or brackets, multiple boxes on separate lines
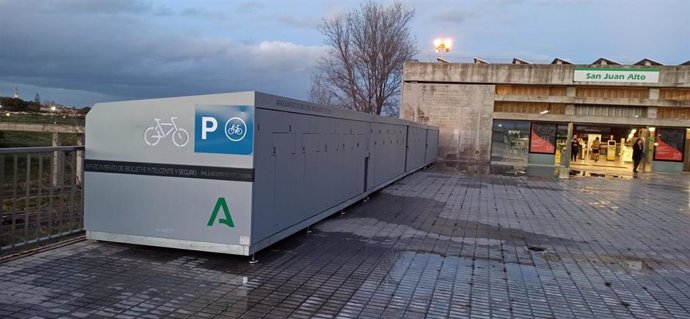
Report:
566,86,576,97
559,122,574,178
76,134,84,185
647,107,657,119
565,104,576,116
649,88,659,100
51,132,62,187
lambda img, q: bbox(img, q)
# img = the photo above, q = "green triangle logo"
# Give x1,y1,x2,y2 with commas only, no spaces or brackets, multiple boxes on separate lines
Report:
207,197,235,228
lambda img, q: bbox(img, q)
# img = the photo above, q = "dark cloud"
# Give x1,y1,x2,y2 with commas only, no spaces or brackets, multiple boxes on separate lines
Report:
0,0,325,106
46,0,155,15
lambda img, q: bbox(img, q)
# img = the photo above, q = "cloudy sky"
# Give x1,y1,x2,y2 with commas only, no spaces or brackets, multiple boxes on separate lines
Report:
0,0,688,107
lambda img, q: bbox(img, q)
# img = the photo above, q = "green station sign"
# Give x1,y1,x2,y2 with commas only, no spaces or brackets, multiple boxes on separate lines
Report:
573,68,659,83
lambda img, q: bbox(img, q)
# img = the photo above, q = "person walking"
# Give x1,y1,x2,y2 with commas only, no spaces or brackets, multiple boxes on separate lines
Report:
632,138,645,174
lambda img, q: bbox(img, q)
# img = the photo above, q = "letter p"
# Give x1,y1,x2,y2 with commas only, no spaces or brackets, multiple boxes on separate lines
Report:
201,117,218,140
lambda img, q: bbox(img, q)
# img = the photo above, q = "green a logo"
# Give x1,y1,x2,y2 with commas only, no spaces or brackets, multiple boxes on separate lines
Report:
207,197,235,228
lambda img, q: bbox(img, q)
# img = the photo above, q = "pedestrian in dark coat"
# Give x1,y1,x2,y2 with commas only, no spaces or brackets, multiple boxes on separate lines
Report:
571,136,580,162
632,138,644,173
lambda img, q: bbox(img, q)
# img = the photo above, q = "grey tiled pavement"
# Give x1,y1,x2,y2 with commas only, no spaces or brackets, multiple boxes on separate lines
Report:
2,168,690,318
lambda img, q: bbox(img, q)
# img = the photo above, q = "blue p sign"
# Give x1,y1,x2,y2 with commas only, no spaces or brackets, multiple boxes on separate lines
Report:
195,105,254,155
201,117,218,140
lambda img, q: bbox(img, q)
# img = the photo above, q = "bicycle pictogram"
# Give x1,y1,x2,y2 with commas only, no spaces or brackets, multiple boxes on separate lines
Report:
224,117,247,142
144,117,190,147
227,123,243,136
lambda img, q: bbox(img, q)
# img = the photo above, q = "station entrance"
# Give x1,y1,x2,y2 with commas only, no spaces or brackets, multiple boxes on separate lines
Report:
567,125,649,173
491,120,690,175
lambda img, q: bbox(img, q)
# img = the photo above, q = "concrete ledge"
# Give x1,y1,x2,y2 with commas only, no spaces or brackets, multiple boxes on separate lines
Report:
493,112,690,127
494,94,690,108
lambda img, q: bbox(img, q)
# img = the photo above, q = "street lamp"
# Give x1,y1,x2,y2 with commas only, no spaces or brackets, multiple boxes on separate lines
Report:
433,38,453,63
433,38,453,53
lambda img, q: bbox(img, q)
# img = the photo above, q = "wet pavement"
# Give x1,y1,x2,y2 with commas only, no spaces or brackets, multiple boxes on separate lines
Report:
1,168,690,318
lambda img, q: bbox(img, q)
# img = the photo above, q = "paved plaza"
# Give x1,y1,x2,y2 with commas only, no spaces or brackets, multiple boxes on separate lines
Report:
1,167,690,318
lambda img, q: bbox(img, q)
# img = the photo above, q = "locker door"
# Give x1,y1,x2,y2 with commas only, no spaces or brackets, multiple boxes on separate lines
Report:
302,133,320,217
272,133,296,228
341,133,355,198
323,133,339,208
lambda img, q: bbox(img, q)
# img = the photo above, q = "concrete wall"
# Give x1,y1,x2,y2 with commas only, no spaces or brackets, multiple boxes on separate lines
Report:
401,82,494,162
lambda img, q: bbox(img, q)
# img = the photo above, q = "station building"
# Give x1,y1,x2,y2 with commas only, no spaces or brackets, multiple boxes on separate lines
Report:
401,58,690,174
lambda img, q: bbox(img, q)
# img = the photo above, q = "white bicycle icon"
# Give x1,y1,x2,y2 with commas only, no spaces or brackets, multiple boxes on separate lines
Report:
225,117,247,142
144,117,190,147
227,123,243,136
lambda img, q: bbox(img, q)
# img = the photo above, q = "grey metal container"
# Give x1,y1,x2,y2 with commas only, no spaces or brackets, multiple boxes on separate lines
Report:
85,91,437,255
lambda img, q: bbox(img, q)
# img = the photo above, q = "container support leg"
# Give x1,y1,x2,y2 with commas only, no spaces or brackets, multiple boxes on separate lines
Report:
249,254,258,264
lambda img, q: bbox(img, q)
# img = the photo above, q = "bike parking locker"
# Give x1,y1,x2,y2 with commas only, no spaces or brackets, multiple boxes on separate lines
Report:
85,91,438,257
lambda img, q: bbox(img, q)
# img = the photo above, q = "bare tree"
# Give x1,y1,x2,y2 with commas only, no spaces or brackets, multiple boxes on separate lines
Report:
308,72,337,107
310,1,417,115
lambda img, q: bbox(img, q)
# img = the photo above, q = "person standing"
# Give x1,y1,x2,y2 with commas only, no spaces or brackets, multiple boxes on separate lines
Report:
632,138,645,174
591,137,601,162
571,136,580,162
578,136,586,159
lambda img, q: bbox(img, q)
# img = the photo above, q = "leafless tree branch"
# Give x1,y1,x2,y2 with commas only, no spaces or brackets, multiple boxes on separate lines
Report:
309,1,417,115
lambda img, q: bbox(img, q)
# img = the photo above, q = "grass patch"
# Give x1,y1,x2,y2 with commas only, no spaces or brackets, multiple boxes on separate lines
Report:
0,131,80,147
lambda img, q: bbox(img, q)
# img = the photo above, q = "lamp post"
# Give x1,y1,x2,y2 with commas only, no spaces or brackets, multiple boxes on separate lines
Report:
50,105,57,124
433,38,453,62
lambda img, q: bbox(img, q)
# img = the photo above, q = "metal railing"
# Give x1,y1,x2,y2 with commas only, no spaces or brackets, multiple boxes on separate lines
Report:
0,146,84,253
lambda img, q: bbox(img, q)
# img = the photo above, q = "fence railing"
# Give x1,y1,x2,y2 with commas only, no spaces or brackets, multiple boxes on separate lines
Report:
0,146,84,253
